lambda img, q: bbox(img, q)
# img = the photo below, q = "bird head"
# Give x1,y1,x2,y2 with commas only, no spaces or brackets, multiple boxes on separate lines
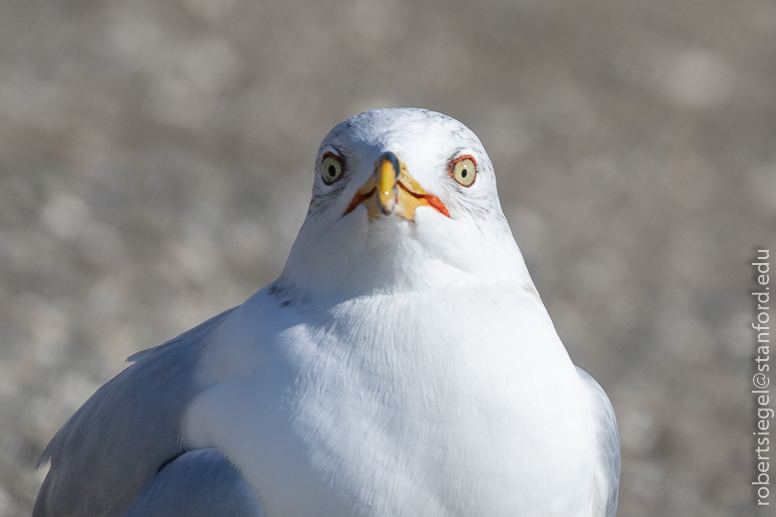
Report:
279,108,532,296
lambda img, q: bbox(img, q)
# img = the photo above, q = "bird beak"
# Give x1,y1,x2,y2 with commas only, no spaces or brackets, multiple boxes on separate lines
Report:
344,152,450,220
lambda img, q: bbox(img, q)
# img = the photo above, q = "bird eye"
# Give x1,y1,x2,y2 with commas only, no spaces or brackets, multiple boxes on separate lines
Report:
321,153,344,185
449,156,477,187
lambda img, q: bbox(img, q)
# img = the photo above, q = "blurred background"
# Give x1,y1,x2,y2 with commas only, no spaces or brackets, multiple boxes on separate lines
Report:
0,0,774,515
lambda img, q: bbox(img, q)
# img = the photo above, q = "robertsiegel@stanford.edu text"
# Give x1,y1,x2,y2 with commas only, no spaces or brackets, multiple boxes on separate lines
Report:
753,249,771,506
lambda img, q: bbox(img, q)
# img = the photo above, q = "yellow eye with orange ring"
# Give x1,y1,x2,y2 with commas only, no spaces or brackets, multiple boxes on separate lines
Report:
449,155,477,187
321,153,344,185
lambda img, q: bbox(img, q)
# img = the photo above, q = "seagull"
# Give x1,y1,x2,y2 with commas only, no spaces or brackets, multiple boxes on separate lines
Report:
33,108,620,517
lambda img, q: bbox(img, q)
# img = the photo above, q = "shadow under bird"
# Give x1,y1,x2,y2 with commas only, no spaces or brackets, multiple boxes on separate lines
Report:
34,108,620,517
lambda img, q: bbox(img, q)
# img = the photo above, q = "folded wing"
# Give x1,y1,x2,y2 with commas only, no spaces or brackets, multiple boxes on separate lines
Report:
576,367,621,517
33,308,239,517
125,448,263,517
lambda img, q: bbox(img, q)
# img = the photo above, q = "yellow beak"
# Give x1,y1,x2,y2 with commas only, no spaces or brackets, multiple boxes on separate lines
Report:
344,152,449,221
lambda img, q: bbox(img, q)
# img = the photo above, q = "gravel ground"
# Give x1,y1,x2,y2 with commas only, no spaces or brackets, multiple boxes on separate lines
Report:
1,1,774,515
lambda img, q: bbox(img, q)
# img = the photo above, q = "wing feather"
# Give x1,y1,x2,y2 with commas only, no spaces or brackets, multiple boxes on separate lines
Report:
33,308,236,517
576,367,620,517
124,448,263,517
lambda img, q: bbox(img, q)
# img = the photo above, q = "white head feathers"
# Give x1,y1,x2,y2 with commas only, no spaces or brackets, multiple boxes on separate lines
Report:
280,108,533,295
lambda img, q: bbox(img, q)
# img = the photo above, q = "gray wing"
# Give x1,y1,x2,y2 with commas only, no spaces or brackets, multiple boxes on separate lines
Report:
125,448,263,517
33,308,237,517
576,367,620,517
